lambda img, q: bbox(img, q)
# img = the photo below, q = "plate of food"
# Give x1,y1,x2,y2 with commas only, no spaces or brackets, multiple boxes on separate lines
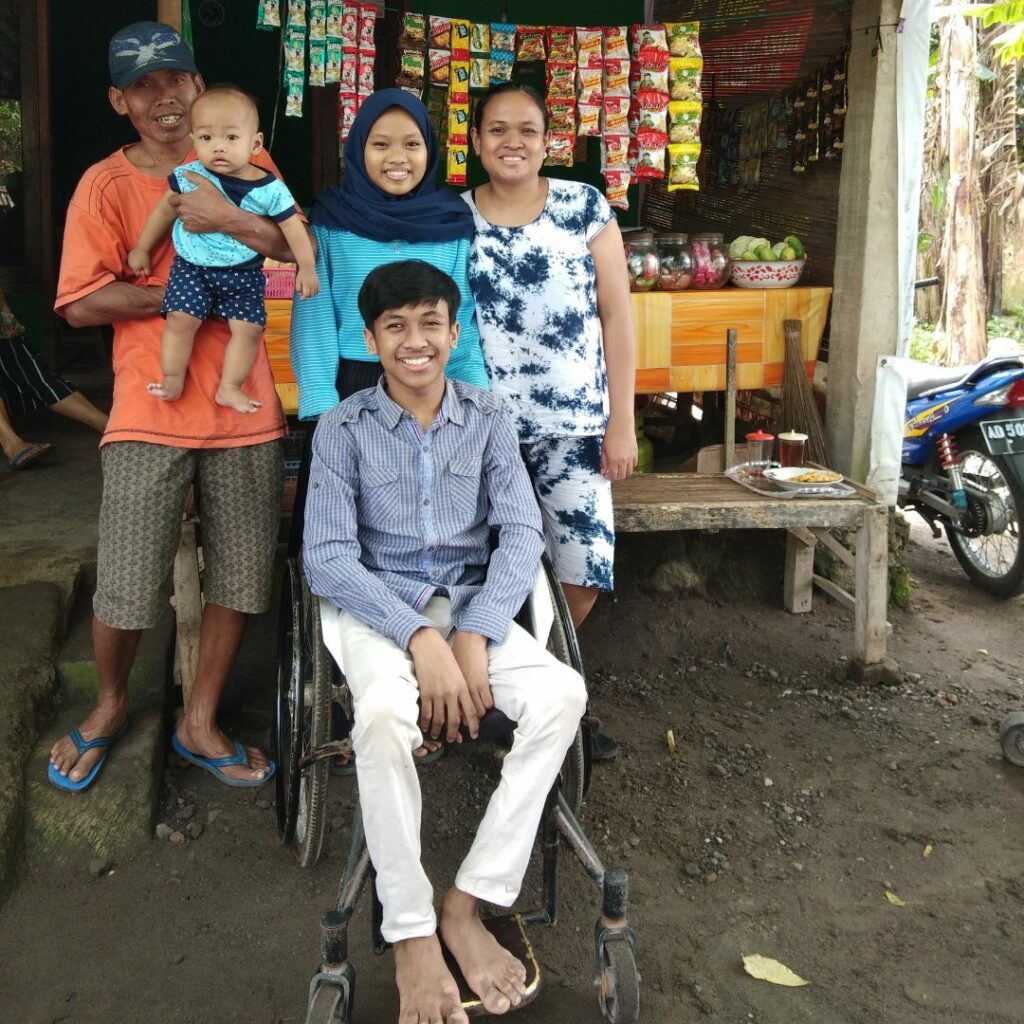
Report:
763,467,845,491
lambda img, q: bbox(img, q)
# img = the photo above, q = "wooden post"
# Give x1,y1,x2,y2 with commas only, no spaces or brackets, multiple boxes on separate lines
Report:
784,528,815,613
158,0,183,31
724,328,737,468
854,505,889,665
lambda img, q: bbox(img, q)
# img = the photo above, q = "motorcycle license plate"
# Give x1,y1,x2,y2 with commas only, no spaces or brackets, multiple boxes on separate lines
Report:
980,419,1024,456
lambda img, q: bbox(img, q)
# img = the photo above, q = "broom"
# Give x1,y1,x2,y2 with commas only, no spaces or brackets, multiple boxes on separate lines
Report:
779,319,828,465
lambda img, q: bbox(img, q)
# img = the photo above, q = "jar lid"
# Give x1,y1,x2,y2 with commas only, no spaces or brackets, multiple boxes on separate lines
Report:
622,228,655,242
745,430,774,442
656,232,689,243
691,232,723,243
778,430,808,442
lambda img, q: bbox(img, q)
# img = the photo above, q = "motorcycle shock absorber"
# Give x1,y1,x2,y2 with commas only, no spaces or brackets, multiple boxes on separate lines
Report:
936,433,968,509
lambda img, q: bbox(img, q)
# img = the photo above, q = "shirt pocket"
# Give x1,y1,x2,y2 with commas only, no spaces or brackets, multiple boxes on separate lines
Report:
444,455,483,520
359,462,402,528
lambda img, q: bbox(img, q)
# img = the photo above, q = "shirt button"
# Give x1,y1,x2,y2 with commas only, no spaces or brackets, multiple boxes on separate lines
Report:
423,498,430,506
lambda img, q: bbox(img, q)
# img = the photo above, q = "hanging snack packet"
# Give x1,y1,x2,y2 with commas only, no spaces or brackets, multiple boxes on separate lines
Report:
631,24,668,62
340,48,357,89
668,101,701,144
430,16,451,50
451,20,470,59
326,43,342,82
604,170,630,209
285,28,306,73
635,129,666,180
399,13,426,49
603,59,630,98
603,96,630,134
576,68,603,106
448,102,469,144
490,23,516,53
288,0,307,27
309,1,327,41
516,26,546,62
257,0,282,30
665,22,701,58
326,1,342,39
637,104,667,136
447,144,468,185
577,103,601,136
546,62,576,99
603,26,629,60
285,70,305,117
357,52,374,96
429,49,451,88
470,23,489,54
470,57,489,91
544,133,574,167
490,50,514,84
397,49,425,92
576,27,603,68
546,98,576,134
309,42,326,85
450,60,470,102
667,143,700,190
340,3,358,45
635,65,670,103
547,27,576,62
602,134,630,171
338,90,357,138
358,2,376,52
669,59,703,102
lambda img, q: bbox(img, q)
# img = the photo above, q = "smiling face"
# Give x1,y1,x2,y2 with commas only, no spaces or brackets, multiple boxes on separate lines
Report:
364,300,459,398
109,68,203,149
362,108,429,196
190,92,263,176
471,90,547,186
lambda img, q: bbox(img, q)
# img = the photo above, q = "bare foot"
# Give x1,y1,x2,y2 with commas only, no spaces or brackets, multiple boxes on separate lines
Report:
147,374,184,401
174,720,270,784
394,935,468,1024
413,737,443,760
215,384,263,414
49,698,129,784
440,888,527,1014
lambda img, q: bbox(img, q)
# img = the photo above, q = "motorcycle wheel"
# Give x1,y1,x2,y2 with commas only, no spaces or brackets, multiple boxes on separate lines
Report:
944,426,1024,598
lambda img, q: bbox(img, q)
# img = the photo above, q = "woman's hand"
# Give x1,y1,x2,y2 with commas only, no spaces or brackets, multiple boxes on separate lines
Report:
601,414,638,481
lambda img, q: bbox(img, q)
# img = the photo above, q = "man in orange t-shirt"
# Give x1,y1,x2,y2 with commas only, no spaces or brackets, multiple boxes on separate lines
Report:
50,22,303,790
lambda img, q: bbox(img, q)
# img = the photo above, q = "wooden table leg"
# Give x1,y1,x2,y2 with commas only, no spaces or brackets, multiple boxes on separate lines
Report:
784,527,816,613
854,505,888,664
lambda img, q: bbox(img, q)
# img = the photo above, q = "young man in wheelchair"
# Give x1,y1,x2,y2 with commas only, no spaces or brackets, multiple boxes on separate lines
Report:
303,260,587,1024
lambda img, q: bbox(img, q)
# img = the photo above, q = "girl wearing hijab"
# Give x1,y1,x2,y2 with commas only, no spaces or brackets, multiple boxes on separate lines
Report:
290,89,486,422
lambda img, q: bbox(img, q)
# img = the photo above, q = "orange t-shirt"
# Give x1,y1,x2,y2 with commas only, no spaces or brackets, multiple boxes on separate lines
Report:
55,146,288,449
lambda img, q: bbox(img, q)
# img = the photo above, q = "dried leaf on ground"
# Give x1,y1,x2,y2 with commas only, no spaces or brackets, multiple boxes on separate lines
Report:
885,891,906,906
923,844,933,858
741,954,810,987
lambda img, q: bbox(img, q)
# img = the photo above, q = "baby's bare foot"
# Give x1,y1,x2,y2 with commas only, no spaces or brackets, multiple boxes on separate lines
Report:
440,889,527,1015
147,375,184,401
393,934,468,1024
215,384,263,414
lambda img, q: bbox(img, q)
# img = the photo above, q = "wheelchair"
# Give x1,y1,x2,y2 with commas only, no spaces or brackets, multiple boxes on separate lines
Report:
274,554,640,1024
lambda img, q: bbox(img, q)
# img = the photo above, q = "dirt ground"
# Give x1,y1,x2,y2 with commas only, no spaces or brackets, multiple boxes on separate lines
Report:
1,518,1022,1024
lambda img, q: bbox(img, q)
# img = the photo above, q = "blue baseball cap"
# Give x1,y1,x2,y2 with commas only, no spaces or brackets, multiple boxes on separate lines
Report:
108,21,198,89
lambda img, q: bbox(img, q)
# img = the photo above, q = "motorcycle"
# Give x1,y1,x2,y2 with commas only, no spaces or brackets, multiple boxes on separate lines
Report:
898,352,1024,597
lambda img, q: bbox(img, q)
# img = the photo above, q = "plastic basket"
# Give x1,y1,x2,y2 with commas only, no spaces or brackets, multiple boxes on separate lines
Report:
263,266,296,299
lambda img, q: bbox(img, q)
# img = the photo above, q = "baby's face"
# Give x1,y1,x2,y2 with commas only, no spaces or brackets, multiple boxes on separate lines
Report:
190,93,262,176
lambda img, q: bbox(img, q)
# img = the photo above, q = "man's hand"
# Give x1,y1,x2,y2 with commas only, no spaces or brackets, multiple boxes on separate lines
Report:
126,247,152,276
169,171,234,234
450,631,493,725
408,627,480,742
601,414,639,481
295,266,321,299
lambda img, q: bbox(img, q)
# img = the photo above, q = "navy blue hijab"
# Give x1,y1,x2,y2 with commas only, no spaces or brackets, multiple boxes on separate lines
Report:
310,89,473,243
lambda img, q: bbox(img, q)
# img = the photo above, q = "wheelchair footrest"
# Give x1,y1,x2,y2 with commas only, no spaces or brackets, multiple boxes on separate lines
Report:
441,913,542,1016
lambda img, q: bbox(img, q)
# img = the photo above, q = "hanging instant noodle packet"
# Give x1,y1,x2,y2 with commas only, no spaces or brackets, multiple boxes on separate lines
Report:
667,143,700,190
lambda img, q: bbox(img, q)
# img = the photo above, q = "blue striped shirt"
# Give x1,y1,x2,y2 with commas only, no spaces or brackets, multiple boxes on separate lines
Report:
303,378,544,650
289,226,488,421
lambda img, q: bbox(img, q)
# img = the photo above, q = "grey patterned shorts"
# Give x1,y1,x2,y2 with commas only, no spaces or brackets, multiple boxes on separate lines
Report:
95,441,284,630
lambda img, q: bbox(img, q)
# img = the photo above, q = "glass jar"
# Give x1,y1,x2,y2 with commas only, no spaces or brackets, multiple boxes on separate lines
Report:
689,232,732,290
655,232,693,290
623,230,661,292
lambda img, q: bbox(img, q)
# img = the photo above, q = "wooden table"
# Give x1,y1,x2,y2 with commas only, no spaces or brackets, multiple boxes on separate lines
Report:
612,472,888,665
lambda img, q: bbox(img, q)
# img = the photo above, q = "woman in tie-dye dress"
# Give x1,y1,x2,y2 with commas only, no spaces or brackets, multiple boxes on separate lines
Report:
463,84,637,629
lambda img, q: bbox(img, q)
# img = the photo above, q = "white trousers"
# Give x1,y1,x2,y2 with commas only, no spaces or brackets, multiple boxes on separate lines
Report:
338,597,587,943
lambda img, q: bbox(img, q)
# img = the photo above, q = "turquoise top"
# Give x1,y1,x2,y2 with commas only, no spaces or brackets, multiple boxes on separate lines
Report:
289,225,487,421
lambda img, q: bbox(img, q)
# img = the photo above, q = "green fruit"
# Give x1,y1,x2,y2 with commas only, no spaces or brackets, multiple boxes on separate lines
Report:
741,250,758,261
771,242,787,259
781,246,796,260
784,235,805,258
755,244,774,260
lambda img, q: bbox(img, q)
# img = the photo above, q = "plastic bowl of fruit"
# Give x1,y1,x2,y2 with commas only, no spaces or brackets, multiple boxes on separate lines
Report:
729,258,806,289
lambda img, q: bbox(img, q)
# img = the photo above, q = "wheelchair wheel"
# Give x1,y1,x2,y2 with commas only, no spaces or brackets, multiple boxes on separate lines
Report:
1000,711,1024,767
597,934,640,1024
274,558,303,843
294,571,331,868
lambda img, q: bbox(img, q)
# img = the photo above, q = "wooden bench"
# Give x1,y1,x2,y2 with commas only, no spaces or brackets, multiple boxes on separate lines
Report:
612,473,889,665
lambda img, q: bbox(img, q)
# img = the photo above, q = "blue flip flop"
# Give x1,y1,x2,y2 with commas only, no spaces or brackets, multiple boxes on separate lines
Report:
47,717,132,792
171,734,276,788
